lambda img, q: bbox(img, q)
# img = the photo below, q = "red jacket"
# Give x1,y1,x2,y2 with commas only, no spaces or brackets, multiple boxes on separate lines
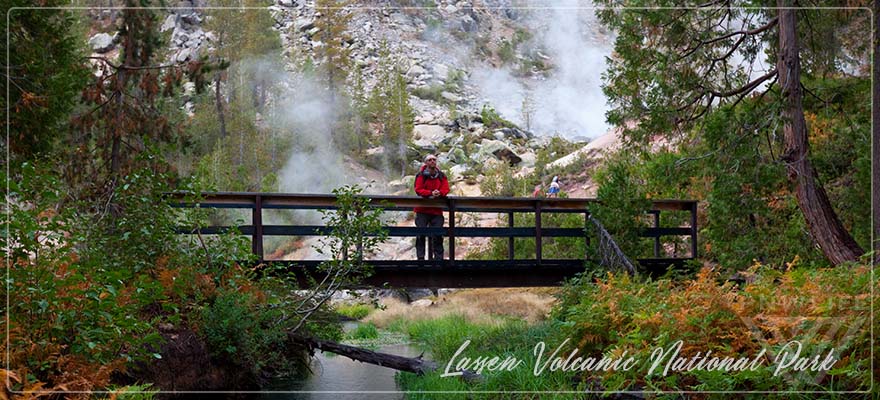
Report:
414,165,449,215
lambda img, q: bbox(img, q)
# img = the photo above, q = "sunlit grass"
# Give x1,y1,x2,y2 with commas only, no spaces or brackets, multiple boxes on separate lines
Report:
365,288,558,329
335,303,375,320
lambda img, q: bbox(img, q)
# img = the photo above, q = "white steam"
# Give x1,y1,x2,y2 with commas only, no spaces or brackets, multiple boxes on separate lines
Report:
273,77,349,194
471,1,613,139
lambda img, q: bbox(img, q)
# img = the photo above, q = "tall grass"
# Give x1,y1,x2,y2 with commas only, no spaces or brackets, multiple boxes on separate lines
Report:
391,264,874,396
335,303,375,320
366,288,557,328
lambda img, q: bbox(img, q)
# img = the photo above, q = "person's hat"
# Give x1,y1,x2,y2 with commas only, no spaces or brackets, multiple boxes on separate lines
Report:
425,154,437,162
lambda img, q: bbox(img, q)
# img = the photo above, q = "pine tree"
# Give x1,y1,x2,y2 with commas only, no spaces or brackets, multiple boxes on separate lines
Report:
365,45,414,177
386,67,415,176
593,3,868,264
314,0,353,152
190,3,286,191
315,0,352,95
70,0,211,200
3,1,87,162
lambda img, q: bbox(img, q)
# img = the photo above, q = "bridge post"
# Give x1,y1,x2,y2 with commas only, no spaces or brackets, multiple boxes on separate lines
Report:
651,210,661,257
584,210,590,258
535,200,542,266
448,199,456,265
253,194,263,262
508,212,515,260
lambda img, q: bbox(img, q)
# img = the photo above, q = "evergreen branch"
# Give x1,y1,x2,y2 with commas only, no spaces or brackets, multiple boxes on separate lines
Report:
680,17,778,60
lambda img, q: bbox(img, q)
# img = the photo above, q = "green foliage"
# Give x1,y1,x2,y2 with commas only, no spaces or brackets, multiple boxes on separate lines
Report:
198,289,259,357
317,185,389,268
315,0,352,92
3,3,88,161
362,46,415,176
347,323,379,340
585,76,869,269
467,212,591,263
498,39,516,64
287,185,388,335
397,265,872,394
411,84,446,103
336,303,374,320
479,162,526,197
593,5,867,264
533,136,581,178
391,315,577,393
197,286,308,376
5,160,312,388
480,105,516,130
555,264,872,392
188,4,288,192
108,384,159,400
69,2,209,198
411,69,465,105
590,151,652,260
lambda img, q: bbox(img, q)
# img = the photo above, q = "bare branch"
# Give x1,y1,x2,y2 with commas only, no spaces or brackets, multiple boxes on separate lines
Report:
730,75,777,109
707,68,777,98
85,55,189,71
703,17,778,47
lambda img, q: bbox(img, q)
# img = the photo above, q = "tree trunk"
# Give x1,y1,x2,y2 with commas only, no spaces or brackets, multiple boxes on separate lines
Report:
214,74,227,139
289,332,436,373
288,333,482,381
776,5,864,264
873,0,880,263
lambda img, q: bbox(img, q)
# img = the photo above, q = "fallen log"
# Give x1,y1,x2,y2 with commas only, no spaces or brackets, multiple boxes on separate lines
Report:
288,332,482,381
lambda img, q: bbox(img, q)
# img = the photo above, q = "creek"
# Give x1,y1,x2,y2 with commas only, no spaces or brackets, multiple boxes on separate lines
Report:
263,322,422,400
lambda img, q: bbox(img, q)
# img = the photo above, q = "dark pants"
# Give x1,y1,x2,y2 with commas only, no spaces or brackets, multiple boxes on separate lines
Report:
415,213,444,260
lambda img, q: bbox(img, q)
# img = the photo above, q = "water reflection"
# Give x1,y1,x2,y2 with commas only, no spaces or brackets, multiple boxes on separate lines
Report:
264,343,421,400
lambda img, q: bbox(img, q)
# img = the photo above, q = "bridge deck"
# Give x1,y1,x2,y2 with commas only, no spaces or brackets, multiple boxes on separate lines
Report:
264,258,690,288
170,192,698,288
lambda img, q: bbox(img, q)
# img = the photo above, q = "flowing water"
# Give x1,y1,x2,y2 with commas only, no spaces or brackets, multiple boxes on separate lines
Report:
264,323,422,400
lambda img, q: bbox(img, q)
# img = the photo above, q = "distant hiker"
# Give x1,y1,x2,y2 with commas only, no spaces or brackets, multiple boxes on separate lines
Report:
414,154,450,260
547,176,560,198
532,184,543,198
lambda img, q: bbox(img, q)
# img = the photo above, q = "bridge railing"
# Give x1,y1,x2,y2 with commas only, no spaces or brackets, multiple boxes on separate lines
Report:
168,192,697,269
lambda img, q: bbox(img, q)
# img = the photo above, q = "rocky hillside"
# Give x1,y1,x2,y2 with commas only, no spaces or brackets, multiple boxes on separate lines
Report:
87,0,620,195
82,1,634,261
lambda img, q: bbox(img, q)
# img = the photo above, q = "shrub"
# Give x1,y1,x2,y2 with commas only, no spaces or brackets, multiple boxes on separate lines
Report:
480,105,517,130
5,161,312,391
555,263,873,392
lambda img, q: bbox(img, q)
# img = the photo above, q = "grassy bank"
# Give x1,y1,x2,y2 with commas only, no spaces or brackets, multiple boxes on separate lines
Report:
359,265,874,398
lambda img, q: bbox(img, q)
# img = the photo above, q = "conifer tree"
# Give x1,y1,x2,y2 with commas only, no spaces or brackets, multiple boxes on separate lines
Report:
70,1,210,201
365,44,414,177
190,3,286,191
593,2,868,264
386,67,415,176
315,0,352,95
314,0,353,152
3,2,87,162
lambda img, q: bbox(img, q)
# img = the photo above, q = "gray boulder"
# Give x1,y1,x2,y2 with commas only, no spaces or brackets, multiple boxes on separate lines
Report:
295,17,315,31
441,91,463,103
412,124,450,148
480,139,522,165
88,33,116,53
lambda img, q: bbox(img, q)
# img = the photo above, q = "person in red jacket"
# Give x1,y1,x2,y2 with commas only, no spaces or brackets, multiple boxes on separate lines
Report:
413,154,450,260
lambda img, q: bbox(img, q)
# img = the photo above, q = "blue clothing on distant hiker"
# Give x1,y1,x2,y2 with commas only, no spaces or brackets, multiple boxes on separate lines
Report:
547,176,560,197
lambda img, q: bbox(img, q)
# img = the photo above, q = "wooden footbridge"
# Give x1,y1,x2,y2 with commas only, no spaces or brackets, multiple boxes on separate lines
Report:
170,193,697,288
